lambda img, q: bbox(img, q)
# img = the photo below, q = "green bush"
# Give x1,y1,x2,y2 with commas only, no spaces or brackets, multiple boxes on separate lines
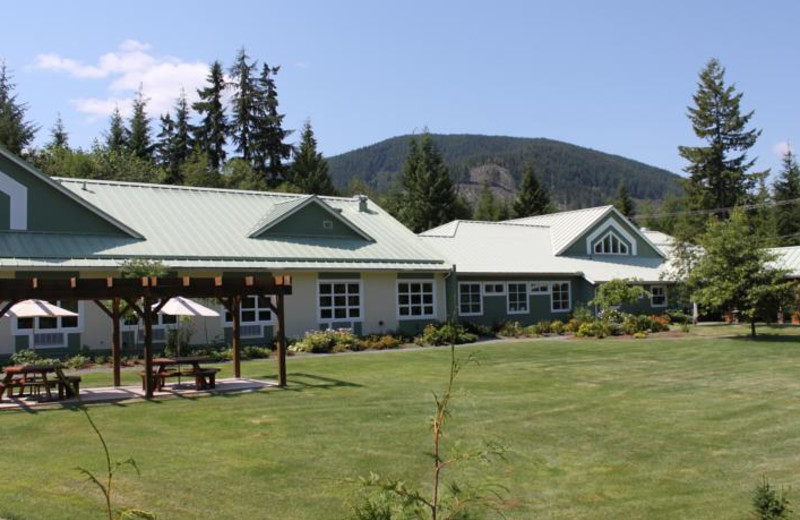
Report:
93,354,108,365
633,331,648,339
497,321,525,338
462,321,494,337
10,349,38,365
291,329,359,353
563,318,581,334
416,323,478,346
752,476,791,519
550,320,565,335
242,346,271,359
358,334,403,350
571,305,595,326
65,354,91,370
531,320,552,335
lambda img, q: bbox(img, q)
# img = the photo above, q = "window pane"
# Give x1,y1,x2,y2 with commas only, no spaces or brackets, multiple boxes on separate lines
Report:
347,283,359,293
320,284,332,294
39,317,58,329
18,317,33,330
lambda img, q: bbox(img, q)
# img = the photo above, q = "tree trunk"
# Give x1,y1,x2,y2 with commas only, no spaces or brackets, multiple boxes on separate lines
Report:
750,319,756,339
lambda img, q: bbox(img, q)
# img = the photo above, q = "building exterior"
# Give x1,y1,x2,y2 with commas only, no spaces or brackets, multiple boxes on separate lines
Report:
419,206,674,326
0,147,450,359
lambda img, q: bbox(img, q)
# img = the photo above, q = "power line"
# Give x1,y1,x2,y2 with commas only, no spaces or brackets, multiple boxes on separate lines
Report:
631,197,800,221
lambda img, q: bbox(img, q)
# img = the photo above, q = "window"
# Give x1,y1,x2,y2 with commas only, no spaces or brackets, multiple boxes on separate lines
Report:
651,285,667,307
323,219,333,230
398,281,435,319
459,283,482,316
507,283,529,314
319,281,362,321
15,300,80,331
483,283,505,296
530,282,550,295
593,231,630,255
551,282,571,312
224,295,272,324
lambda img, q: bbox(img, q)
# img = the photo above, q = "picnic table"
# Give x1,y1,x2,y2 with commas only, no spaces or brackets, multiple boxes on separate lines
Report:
141,356,220,392
0,365,81,402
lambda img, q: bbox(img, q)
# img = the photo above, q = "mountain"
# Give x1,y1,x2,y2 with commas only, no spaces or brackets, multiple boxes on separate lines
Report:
326,134,682,209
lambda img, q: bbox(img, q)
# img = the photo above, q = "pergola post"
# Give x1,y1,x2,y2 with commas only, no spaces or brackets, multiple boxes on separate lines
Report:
142,294,155,398
231,295,242,379
275,290,287,387
111,297,121,387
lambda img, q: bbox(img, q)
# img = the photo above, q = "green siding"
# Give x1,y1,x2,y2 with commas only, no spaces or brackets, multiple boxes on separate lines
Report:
256,202,365,240
562,213,662,258
397,319,432,336
0,154,130,235
223,324,274,345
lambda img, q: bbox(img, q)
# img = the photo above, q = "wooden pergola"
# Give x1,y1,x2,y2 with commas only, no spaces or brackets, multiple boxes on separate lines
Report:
0,275,292,398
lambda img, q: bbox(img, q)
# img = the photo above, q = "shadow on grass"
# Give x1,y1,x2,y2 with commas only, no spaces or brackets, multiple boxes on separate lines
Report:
256,372,363,391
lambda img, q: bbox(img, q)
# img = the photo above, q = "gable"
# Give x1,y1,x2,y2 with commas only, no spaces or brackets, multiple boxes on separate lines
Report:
250,198,371,241
562,213,663,258
0,151,140,237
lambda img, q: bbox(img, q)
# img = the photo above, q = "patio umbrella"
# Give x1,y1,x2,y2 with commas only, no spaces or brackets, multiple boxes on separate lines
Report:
4,299,79,350
4,299,78,319
152,297,220,358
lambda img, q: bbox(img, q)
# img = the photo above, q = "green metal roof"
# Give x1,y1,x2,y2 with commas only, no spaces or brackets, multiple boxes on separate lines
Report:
0,178,448,272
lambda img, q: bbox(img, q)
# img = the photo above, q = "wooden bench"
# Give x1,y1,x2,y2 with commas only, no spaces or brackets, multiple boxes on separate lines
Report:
55,369,82,399
139,370,178,392
192,368,220,390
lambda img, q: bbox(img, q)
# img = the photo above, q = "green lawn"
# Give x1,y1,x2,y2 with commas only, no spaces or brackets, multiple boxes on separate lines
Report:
3,329,800,519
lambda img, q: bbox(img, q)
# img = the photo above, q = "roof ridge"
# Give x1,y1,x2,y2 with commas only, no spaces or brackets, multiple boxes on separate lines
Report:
506,204,614,222
55,177,358,202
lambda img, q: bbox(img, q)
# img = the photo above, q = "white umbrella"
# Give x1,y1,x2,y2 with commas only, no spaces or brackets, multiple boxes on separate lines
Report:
152,297,220,317
5,299,78,318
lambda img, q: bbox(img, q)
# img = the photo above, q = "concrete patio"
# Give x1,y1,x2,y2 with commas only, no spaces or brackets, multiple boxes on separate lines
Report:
0,377,279,411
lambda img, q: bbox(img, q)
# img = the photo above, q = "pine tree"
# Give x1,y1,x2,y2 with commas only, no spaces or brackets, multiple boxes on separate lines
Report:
290,120,336,195
615,181,635,218
105,106,127,153
127,86,153,161
48,113,69,150
774,149,800,246
474,182,506,221
0,61,38,155
398,133,459,233
156,113,176,176
192,61,228,170
512,163,553,218
228,48,258,164
253,63,293,184
678,58,761,222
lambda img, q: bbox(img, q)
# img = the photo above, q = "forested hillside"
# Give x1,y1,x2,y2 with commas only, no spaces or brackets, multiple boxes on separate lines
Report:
328,134,682,208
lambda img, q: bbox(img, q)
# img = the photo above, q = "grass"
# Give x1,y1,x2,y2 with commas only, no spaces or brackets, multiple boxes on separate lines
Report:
2,327,800,519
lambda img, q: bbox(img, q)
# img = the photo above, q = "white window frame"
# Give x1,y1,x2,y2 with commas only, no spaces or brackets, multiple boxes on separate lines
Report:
530,282,551,295
651,285,668,308
585,219,638,255
220,295,274,339
12,300,84,349
507,282,529,314
458,283,483,316
397,280,436,320
317,279,364,324
550,281,572,313
592,230,630,255
483,282,506,296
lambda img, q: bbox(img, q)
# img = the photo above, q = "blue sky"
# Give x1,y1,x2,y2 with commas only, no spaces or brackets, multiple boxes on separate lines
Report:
1,1,798,177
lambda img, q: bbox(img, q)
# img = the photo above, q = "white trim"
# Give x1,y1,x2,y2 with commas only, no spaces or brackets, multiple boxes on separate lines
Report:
506,282,529,315
592,230,630,255
396,279,437,321
550,281,572,313
650,285,668,308
585,218,638,256
458,282,483,317
530,282,551,295
0,169,27,230
482,282,506,296
317,279,364,324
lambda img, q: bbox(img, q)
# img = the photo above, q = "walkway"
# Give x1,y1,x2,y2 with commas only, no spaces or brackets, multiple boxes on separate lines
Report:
0,377,278,411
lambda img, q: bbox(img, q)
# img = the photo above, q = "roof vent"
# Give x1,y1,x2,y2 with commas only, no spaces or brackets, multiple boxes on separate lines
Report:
356,194,368,212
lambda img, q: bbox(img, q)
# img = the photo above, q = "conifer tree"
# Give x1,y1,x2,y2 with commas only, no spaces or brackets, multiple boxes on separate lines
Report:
678,59,761,223
773,149,800,246
0,61,38,155
192,60,228,170
156,113,176,178
512,163,553,218
253,63,293,184
290,120,336,195
127,86,153,161
105,106,127,153
474,182,507,221
615,181,635,218
228,48,258,164
398,133,459,233
48,113,69,150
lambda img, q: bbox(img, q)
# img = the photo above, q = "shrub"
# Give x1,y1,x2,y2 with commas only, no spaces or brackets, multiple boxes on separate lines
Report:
752,476,791,519
550,320,565,335
416,323,478,346
462,321,494,337
291,329,359,353
576,322,597,338
571,305,595,326
93,354,108,365
10,349,38,365
633,331,648,339
563,318,581,334
531,320,552,335
497,321,525,338
358,334,402,350
242,346,271,359
65,354,91,370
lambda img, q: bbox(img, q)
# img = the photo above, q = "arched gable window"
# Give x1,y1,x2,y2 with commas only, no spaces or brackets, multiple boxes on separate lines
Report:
593,231,629,255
